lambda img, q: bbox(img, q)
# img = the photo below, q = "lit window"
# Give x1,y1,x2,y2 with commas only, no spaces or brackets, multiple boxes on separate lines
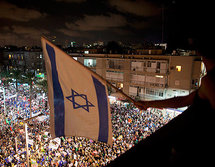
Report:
155,75,164,78
176,66,182,72
120,83,123,89
117,83,123,89
84,59,96,67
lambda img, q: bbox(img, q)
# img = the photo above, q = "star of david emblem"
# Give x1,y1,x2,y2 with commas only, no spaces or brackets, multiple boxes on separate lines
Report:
66,89,94,112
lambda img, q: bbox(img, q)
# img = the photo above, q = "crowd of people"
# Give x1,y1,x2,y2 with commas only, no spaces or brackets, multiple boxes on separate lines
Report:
0,83,175,166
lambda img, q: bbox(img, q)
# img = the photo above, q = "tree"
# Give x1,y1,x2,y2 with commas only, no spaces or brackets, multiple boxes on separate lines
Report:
0,69,12,88
9,69,23,92
36,77,48,95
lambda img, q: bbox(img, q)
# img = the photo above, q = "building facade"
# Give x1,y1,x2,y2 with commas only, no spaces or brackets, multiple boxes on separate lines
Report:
76,54,203,103
1,48,203,106
2,50,45,74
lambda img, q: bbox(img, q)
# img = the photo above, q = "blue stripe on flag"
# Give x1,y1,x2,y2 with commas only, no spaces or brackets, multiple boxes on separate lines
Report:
92,76,109,143
46,44,65,137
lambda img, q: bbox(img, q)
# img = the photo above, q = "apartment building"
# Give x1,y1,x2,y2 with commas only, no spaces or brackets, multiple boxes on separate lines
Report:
76,54,203,103
2,50,45,73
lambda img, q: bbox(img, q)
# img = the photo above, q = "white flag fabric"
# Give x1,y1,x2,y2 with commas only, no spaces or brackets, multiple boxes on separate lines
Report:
41,37,112,145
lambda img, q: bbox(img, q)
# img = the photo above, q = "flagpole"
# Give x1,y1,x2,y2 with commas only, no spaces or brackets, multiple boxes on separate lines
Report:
15,136,18,153
18,113,44,167
3,87,6,114
25,122,30,167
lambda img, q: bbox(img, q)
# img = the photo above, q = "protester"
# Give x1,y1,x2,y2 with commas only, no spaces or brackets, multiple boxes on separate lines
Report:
0,83,174,166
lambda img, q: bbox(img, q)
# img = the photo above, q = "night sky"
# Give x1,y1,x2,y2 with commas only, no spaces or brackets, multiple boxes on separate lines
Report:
0,0,210,49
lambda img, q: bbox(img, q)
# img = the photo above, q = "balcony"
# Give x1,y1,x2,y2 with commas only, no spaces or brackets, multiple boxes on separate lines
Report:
106,71,124,82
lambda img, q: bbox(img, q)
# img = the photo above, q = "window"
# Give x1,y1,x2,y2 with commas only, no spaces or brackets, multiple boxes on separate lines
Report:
106,70,124,81
146,88,164,97
131,61,143,71
84,59,96,67
155,75,163,78
116,83,123,90
176,66,182,72
108,60,123,69
159,92,163,97
147,61,151,67
146,88,155,95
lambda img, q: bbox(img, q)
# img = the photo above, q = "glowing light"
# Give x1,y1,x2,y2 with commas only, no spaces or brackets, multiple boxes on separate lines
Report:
176,66,181,72
155,75,164,78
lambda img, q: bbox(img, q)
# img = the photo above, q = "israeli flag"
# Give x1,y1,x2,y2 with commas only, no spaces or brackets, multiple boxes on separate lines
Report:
41,37,112,145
